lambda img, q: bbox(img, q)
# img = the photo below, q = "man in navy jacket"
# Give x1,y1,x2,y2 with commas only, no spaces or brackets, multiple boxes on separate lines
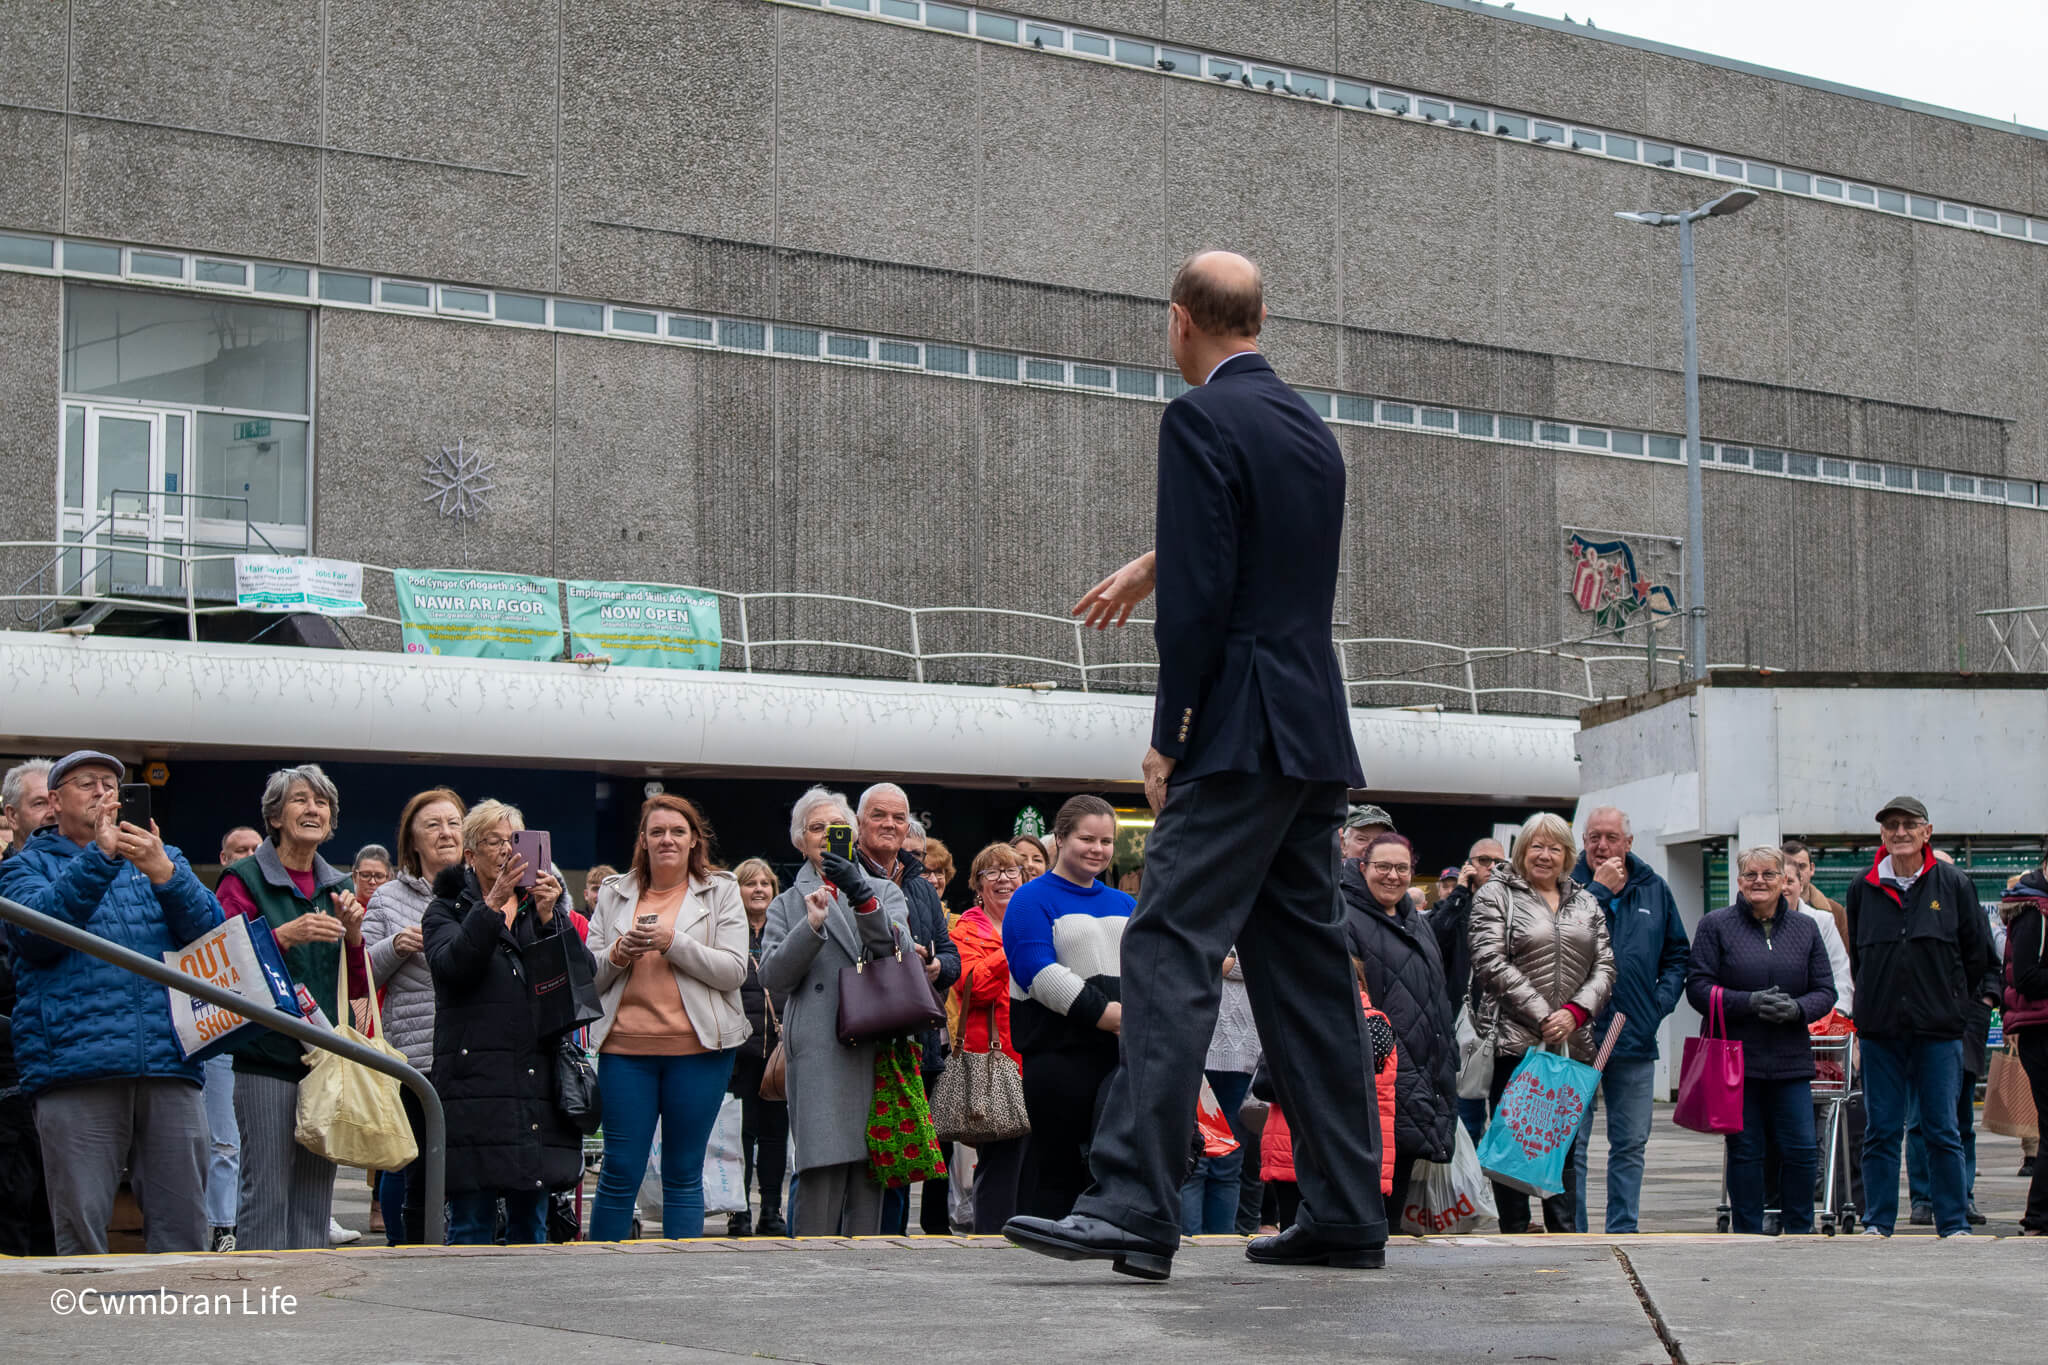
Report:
1569,806,1689,1232
1005,251,1384,1281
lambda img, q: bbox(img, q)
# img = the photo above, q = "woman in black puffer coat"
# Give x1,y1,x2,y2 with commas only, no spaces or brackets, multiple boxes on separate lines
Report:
423,800,593,1245
1342,833,1458,1231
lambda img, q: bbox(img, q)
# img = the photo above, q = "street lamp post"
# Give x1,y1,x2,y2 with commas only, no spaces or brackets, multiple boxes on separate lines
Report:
1618,188,1758,681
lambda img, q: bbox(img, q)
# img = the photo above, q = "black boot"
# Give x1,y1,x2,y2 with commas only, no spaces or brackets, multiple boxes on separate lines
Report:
727,1210,753,1238
756,1208,787,1237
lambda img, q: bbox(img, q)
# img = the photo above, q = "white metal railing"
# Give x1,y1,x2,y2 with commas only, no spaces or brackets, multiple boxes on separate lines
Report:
0,540,1691,714
1977,606,2048,671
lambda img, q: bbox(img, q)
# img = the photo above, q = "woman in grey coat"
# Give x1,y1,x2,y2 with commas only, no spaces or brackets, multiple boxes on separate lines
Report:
758,785,911,1237
362,787,467,1245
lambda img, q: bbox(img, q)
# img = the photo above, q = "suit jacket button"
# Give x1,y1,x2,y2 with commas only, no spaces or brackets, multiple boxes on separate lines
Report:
815,982,825,993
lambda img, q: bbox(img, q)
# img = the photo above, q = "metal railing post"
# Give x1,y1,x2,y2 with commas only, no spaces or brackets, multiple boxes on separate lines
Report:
736,595,753,673
1462,650,1480,714
1074,620,1090,693
0,894,446,1247
183,547,199,643
907,609,924,684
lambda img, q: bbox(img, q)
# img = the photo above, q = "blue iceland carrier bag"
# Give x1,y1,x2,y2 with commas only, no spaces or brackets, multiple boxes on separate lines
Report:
1476,1015,1624,1198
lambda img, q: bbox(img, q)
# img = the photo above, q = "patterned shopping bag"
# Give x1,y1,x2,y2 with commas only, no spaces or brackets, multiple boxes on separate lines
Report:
866,1037,948,1190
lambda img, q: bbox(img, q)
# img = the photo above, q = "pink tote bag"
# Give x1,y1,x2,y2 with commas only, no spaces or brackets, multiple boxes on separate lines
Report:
1673,986,1745,1134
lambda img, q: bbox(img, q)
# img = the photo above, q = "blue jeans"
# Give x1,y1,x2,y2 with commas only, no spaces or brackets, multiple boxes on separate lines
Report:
1905,1081,1978,1207
376,1170,407,1241
200,1055,239,1229
589,1050,736,1241
1570,1055,1657,1233
1727,1078,1815,1234
448,1191,546,1244
1179,1070,1253,1234
1457,1095,1487,1143
1861,1037,1967,1235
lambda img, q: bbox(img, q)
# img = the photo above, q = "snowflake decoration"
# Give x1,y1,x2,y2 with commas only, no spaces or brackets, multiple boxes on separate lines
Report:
421,439,496,522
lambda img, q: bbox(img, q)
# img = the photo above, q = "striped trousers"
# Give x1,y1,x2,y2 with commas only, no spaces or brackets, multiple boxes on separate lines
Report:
233,1071,335,1251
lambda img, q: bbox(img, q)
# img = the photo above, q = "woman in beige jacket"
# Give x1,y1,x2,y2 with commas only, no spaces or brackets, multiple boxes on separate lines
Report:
1469,811,1615,1233
585,794,750,1240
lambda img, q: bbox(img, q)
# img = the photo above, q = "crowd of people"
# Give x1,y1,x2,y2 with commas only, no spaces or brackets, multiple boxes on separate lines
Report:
1,751,2044,1254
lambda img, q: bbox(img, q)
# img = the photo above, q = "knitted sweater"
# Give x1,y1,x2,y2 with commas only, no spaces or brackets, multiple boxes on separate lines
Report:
1002,871,1131,1053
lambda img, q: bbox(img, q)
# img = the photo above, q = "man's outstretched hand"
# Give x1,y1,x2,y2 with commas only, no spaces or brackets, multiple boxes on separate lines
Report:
1073,551,1157,630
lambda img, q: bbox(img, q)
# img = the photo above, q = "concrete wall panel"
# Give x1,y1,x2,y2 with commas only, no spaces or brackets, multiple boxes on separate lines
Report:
775,12,979,273
0,0,68,108
312,311,558,581
67,120,320,262
557,225,778,322
68,0,321,144
1165,0,1335,73
558,0,777,250
0,273,60,597
1339,119,1495,343
0,109,67,235
322,159,554,289
1166,78,1339,321
978,47,1165,298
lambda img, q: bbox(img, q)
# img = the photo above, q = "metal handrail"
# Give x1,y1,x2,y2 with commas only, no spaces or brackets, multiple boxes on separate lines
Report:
1977,605,2048,672
12,493,279,630
0,893,446,1246
0,539,1706,714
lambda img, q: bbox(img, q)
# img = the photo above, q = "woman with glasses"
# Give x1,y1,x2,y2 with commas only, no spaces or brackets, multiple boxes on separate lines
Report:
1003,796,1132,1219
1686,845,1836,1235
919,837,957,911
422,799,591,1245
1341,832,1457,1231
952,841,1030,1231
1468,811,1614,1233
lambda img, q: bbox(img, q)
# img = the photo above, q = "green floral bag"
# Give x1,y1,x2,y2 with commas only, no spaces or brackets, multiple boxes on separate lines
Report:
866,1037,948,1189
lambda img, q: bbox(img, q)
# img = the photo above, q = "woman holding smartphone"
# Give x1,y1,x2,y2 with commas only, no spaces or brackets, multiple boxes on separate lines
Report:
758,785,913,1236
422,799,589,1245
585,794,751,1240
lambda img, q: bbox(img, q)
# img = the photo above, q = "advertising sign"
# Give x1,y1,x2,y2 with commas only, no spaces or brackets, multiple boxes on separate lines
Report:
394,568,563,660
234,555,366,615
564,580,722,669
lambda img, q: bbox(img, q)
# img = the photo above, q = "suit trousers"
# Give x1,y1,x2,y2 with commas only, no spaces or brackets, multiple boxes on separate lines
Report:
1072,770,1388,1248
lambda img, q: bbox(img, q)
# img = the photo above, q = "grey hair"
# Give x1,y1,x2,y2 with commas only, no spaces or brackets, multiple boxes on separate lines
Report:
790,785,855,853
353,843,393,870
1736,845,1786,874
906,817,926,841
260,764,340,840
1585,805,1632,835
857,782,910,818
1,758,53,815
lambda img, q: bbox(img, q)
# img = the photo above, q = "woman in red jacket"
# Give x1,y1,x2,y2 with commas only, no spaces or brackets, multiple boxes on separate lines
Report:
953,841,1028,1232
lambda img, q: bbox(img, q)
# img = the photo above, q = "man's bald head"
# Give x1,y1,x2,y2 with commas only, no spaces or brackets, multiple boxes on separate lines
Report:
1171,251,1264,340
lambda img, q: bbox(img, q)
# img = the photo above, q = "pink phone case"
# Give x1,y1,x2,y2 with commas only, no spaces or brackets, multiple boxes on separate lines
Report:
511,830,551,888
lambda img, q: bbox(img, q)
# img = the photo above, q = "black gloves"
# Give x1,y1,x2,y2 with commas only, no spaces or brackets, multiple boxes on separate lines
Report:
819,850,875,907
1751,987,1803,1024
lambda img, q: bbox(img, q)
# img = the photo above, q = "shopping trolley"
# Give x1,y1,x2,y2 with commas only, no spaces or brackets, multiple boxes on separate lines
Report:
1712,1031,1860,1235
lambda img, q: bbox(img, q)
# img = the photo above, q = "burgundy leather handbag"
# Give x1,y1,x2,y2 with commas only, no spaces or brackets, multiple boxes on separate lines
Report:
836,931,946,1045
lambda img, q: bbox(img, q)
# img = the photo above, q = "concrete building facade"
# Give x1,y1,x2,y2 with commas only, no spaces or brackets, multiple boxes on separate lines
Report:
3,0,2046,712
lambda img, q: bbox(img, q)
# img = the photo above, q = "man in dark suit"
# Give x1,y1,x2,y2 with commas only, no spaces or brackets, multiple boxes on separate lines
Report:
1004,251,1386,1280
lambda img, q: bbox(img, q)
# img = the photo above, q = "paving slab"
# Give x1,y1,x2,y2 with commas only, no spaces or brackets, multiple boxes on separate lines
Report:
2,1238,1666,1364
1622,1235,2046,1365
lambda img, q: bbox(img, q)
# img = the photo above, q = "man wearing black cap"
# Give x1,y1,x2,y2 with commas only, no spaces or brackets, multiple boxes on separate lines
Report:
1844,796,1999,1238
0,750,224,1253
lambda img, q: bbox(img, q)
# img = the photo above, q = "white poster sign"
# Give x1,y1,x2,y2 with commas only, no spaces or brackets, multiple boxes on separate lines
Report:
234,556,366,616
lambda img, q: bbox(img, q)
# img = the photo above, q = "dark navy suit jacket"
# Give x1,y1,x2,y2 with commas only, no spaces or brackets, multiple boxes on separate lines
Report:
1151,351,1365,787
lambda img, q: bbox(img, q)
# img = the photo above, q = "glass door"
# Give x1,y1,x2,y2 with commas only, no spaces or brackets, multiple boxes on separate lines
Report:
58,403,191,595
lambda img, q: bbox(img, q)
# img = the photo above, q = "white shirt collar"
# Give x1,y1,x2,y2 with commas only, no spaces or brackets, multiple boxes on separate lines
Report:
1203,350,1260,386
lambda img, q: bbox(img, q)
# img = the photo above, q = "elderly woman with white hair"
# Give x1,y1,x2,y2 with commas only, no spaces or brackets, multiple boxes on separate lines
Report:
216,763,368,1251
1468,810,1615,1234
758,785,913,1236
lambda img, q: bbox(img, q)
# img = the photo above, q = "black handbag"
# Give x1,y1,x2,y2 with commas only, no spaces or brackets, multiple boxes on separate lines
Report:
554,1030,602,1136
524,918,602,1038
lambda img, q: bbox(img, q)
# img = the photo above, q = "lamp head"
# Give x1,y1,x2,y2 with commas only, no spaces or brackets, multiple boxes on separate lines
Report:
1703,188,1759,217
1616,210,1677,226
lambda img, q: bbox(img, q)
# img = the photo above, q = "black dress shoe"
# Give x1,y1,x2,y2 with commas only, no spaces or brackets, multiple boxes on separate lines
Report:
755,1211,787,1238
1245,1223,1385,1269
1001,1214,1176,1281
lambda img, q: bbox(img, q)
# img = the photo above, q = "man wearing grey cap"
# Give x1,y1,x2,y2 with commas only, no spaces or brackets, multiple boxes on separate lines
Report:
1843,795,1999,1239
0,750,223,1254
1339,805,1394,862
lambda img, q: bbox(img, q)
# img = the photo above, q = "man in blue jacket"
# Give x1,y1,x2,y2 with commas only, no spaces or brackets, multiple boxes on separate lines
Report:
1570,805,1690,1233
0,751,223,1254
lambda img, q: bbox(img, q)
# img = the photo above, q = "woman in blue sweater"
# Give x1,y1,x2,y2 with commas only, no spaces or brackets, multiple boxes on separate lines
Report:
1686,845,1836,1235
1003,795,1133,1219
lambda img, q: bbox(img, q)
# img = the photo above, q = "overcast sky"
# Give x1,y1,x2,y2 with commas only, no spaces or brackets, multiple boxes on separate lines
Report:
1505,1,2048,130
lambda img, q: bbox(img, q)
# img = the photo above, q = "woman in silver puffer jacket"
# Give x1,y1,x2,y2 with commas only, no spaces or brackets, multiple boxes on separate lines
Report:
362,787,468,1245
1468,811,1615,1233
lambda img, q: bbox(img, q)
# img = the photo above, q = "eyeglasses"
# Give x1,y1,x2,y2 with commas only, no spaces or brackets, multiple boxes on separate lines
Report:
1880,818,1925,834
978,868,1023,883
1365,862,1413,877
1738,871,1783,883
474,835,513,852
1472,854,1502,865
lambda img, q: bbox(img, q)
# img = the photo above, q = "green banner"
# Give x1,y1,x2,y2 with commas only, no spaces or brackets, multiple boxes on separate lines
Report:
564,580,722,669
394,569,563,660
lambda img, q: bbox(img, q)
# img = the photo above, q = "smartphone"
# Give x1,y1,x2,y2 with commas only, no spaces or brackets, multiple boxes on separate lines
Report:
825,822,854,862
118,783,152,830
510,829,551,889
